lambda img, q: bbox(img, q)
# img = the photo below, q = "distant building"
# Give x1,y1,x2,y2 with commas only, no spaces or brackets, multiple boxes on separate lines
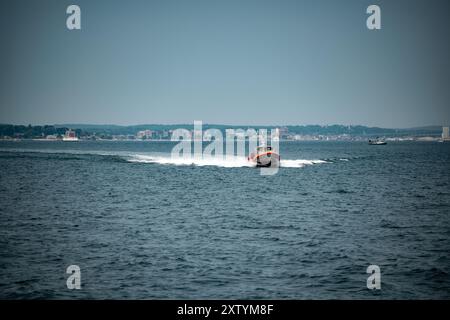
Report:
442,126,449,140
62,129,79,141
162,130,170,139
137,130,153,139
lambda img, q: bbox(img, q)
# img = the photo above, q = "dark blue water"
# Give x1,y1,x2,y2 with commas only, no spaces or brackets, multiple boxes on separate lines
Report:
0,140,449,299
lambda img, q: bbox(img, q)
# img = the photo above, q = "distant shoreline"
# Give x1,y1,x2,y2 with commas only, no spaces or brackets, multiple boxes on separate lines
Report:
1,123,446,141
0,137,447,143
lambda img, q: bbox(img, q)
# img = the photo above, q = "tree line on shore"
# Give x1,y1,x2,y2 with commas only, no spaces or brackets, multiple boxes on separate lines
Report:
0,124,82,139
0,123,442,139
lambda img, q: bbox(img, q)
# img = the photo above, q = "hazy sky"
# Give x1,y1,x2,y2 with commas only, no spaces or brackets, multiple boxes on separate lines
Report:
1,0,449,127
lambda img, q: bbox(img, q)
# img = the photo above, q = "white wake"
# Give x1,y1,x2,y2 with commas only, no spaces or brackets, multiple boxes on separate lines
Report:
0,148,334,168
280,159,329,168
127,155,329,168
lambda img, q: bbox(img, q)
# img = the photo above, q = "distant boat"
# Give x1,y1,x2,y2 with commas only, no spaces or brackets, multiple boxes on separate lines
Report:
248,145,280,167
62,129,79,141
368,137,386,145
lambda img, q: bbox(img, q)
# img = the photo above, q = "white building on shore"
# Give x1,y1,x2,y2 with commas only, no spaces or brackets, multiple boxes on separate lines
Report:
442,126,449,141
137,130,153,140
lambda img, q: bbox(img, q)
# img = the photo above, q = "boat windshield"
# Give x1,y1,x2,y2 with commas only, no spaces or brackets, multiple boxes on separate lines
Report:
257,146,272,152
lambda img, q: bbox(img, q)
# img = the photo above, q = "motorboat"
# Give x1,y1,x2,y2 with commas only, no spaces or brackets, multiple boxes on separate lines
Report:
368,138,386,145
248,146,280,167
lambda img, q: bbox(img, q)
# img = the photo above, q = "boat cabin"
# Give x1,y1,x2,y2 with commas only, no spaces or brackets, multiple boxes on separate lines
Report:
257,146,272,153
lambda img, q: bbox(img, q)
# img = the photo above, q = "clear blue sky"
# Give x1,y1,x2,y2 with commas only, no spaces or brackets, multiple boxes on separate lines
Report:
1,0,449,128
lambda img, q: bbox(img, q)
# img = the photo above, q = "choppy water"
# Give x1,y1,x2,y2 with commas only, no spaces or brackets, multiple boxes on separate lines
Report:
0,140,449,299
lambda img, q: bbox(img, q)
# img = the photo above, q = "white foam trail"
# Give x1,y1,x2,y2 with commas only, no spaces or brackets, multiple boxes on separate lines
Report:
128,155,329,168
128,155,255,167
280,159,328,168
